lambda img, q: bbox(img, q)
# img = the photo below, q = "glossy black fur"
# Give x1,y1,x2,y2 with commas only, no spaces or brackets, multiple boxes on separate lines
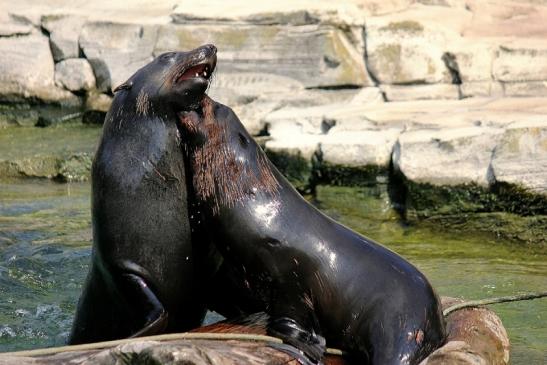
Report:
180,101,446,364
69,45,217,344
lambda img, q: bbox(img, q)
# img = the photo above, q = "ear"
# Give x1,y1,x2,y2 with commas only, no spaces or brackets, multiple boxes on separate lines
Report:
113,81,133,93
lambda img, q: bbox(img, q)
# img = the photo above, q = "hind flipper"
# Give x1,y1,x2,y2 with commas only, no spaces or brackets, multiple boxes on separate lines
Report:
267,317,326,364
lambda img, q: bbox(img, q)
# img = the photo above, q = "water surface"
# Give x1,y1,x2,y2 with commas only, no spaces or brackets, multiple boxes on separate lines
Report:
0,181,545,364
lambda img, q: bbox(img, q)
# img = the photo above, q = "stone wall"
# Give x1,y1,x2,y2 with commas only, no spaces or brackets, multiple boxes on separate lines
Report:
0,0,545,230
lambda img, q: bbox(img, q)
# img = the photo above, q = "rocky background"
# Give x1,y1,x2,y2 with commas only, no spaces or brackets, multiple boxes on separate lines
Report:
0,0,545,243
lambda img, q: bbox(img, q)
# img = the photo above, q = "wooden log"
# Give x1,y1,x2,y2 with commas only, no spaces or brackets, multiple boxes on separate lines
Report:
0,297,510,365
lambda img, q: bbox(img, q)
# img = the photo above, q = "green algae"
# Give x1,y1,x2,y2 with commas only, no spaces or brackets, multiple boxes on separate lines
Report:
379,21,424,34
0,123,101,182
317,162,388,187
266,149,315,193
314,184,547,364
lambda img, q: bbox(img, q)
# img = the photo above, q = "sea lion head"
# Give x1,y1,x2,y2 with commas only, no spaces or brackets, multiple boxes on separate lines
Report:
113,44,217,116
178,96,279,214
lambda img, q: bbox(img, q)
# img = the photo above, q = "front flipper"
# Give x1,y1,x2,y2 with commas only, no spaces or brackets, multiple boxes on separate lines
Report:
120,273,168,338
267,317,326,364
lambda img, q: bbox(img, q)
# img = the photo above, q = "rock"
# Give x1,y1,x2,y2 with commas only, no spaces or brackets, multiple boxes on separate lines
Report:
265,135,321,191
460,81,503,98
463,0,547,38
80,22,158,91
0,32,79,105
0,124,100,180
366,19,452,84
0,15,33,37
170,0,365,27
232,99,281,136
41,15,87,61
321,128,401,167
503,81,547,97
493,43,547,83
7,11,41,29
54,58,96,91
208,72,304,109
265,104,335,136
155,23,371,88
57,153,93,182
490,120,547,195
349,87,384,104
447,41,497,83
381,84,460,101
393,126,505,186
85,91,113,113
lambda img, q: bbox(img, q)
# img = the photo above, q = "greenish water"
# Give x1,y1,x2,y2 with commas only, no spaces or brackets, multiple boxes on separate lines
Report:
0,181,545,364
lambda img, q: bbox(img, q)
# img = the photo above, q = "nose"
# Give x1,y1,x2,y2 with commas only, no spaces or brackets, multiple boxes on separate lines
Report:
202,44,217,54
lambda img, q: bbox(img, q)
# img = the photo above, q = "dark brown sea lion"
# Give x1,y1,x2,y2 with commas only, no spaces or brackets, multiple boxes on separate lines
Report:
69,44,217,344
177,97,446,364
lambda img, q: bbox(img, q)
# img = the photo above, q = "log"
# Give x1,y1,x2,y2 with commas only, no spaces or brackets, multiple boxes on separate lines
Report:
0,297,510,365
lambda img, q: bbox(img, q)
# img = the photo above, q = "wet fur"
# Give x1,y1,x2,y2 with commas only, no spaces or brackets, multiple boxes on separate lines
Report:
178,98,446,364
180,96,279,214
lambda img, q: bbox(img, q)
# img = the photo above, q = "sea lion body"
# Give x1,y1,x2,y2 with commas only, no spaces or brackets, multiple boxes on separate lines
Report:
179,99,446,364
69,45,217,344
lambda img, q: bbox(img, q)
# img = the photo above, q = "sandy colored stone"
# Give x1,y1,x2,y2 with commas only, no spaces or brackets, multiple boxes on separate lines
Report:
171,0,365,27
463,0,547,38
493,42,547,83
0,32,78,104
155,23,371,89
42,15,87,61
381,84,460,101
85,92,113,112
54,58,96,91
80,21,158,91
503,81,547,97
366,19,451,85
393,126,506,186
460,81,504,98
491,120,547,194
321,128,401,167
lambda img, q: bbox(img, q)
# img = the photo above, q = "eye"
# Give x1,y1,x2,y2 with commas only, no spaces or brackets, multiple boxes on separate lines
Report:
238,133,249,148
159,52,175,62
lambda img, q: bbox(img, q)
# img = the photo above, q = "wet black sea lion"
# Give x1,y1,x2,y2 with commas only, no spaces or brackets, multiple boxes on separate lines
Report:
69,45,217,344
178,97,446,364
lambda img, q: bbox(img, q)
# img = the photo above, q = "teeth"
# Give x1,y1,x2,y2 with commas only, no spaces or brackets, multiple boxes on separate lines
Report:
204,71,207,77
195,73,199,77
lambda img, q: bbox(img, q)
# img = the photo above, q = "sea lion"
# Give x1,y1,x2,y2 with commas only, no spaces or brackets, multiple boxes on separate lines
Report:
69,44,217,344
177,97,446,364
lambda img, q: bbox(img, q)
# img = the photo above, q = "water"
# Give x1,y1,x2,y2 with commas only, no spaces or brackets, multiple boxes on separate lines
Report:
0,181,545,364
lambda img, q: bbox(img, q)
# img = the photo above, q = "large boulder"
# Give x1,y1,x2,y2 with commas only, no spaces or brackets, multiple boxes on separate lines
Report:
170,0,365,27
490,120,547,194
79,22,158,91
321,128,401,167
41,15,87,61
381,84,460,101
155,23,371,89
54,58,96,92
393,126,505,186
493,42,547,83
366,17,453,85
0,32,78,104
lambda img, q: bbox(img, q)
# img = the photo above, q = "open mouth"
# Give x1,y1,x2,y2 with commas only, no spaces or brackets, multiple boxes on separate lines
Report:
177,63,214,83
